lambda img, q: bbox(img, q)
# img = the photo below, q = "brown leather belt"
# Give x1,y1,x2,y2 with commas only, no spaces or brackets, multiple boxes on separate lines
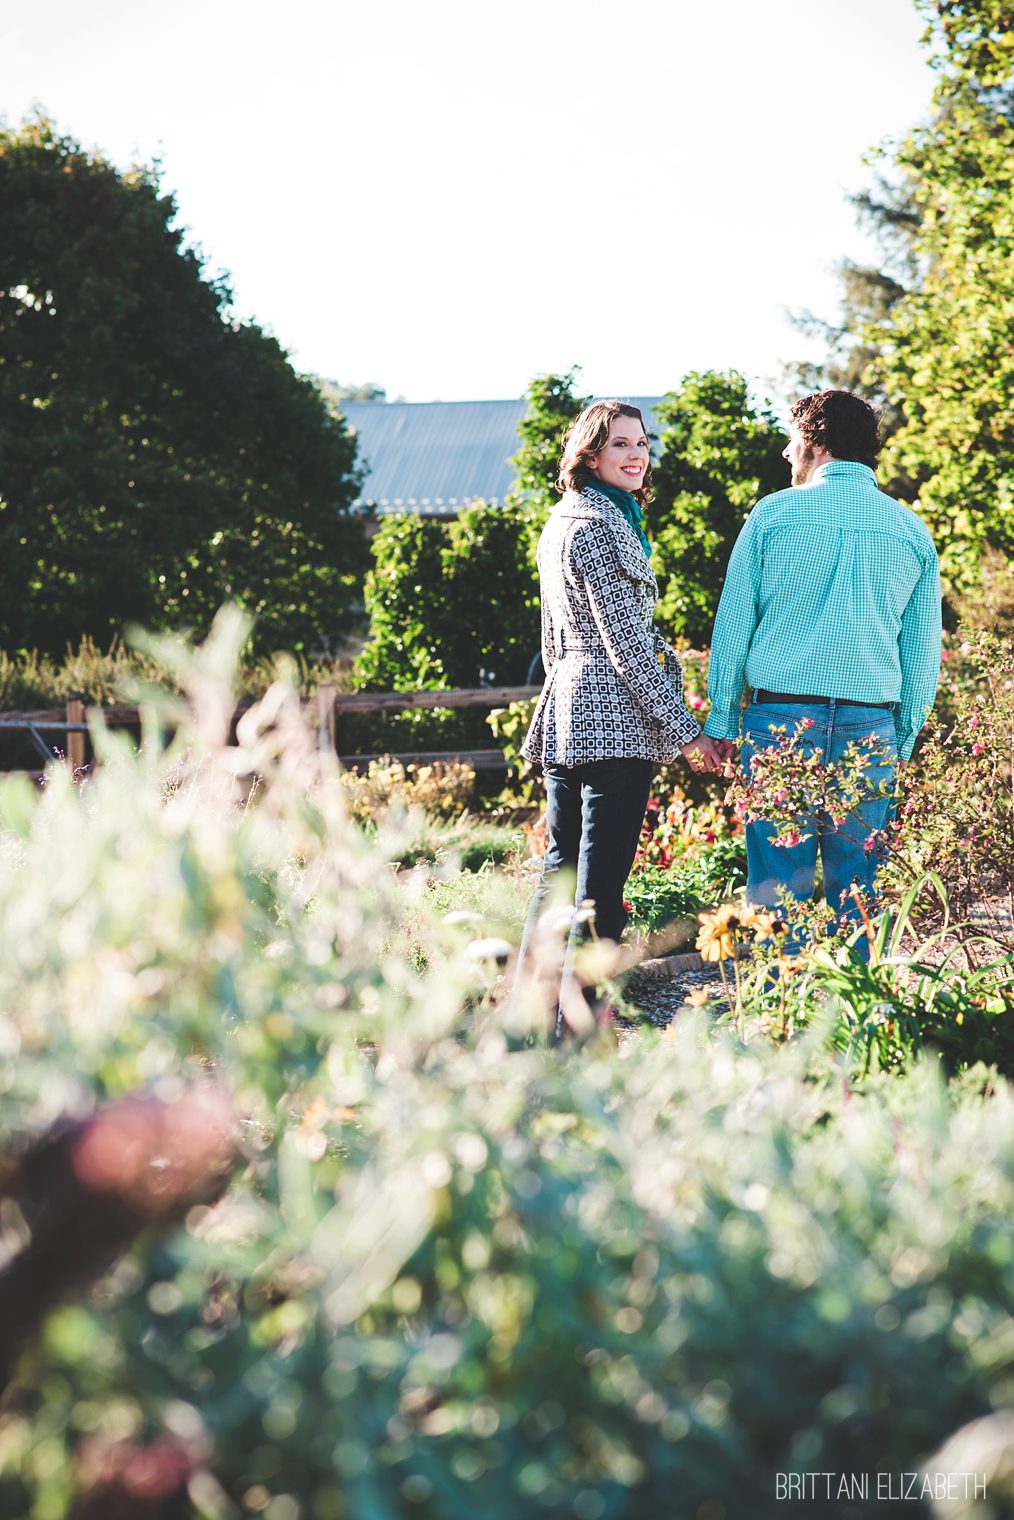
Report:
755,689,893,710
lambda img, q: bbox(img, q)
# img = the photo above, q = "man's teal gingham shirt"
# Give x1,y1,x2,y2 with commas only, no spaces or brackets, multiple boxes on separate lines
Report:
703,460,941,760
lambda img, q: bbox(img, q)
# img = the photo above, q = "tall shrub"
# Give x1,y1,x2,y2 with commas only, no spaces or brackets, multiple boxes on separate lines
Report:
354,502,541,692
649,371,788,644
508,368,588,519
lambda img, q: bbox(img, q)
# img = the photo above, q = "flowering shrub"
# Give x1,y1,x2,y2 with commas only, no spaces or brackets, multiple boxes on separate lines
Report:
881,629,1014,931
338,755,476,823
729,717,894,852
636,783,743,870
693,875,1014,1076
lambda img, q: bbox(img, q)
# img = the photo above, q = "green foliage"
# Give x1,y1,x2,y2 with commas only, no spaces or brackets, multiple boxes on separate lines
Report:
715,877,1014,1079
2,613,1014,1516
786,175,921,437
883,628,1014,927
354,502,541,694
860,0,1014,592
649,372,788,643
508,368,589,518
485,699,540,803
0,117,367,655
624,843,747,936
0,634,347,708
386,819,526,873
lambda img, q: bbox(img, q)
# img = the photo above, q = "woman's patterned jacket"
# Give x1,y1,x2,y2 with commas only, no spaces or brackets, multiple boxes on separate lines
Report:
521,485,702,767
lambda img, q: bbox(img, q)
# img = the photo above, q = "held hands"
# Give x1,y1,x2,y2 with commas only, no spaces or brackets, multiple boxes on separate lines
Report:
679,734,735,775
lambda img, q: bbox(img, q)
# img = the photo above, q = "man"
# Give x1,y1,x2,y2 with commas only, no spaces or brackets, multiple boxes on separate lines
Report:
704,389,941,935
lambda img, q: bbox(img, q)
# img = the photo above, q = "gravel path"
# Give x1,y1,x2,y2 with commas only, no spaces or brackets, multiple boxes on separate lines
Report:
619,953,731,1029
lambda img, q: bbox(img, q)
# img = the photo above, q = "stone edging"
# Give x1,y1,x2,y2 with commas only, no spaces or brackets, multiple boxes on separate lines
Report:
628,948,707,980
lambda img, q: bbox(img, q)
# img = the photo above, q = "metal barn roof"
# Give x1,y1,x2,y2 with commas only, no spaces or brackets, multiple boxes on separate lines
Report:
340,397,665,514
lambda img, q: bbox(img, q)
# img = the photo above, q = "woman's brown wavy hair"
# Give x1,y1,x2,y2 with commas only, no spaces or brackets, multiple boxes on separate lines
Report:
556,401,654,508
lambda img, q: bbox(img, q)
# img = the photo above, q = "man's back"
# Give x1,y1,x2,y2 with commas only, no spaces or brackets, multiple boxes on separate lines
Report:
706,458,941,760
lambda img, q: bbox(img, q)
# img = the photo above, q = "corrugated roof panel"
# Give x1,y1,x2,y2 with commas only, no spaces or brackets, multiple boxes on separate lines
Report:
340,397,665,511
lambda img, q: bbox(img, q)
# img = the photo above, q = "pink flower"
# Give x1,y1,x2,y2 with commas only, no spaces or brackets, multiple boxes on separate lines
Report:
689,694,704,709
799,717,814,730
862,833,879,855
968,714,979,729
772,787,788,804
971,743,984,756
777,829,801,848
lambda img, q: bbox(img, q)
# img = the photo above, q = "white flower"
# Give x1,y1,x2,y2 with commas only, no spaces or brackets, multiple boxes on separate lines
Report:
465,937,513,963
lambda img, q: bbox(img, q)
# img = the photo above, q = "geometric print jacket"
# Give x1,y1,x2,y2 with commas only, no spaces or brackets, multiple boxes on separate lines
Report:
521,485,702,767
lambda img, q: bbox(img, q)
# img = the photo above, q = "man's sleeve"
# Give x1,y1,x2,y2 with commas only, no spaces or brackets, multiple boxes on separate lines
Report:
897,544,942,760
703,508,763,741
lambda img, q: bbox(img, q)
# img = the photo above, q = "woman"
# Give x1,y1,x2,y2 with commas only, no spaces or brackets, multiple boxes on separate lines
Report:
518,400,724,1031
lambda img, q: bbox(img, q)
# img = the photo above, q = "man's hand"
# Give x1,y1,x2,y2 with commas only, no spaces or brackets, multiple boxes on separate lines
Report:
679,734,727,774
713,737,739,777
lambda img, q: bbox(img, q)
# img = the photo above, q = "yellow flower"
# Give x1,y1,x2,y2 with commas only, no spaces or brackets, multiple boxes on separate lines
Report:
749,910,789,943
696,902,748,961
686,987,711,1007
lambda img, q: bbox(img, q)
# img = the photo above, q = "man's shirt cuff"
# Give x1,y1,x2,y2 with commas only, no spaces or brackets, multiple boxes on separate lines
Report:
704,706,741,741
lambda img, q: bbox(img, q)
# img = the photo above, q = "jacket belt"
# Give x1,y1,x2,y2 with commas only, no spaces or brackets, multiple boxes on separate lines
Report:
754,689,893,710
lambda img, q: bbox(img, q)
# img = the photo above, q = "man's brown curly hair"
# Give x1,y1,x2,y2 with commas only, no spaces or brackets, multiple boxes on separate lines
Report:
557,401,654,507
789,390,882,468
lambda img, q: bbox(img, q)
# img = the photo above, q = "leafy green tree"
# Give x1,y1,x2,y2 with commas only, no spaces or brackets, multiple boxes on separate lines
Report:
787,176,921,437
508,367,589,518
319,378,389,403
354,501,540,692
860,0,1014,592
0,117,367,656
649,371,788,644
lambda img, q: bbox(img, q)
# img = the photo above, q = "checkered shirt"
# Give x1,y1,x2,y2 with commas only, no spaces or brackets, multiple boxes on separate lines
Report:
521,487,702,767
703,461,942,759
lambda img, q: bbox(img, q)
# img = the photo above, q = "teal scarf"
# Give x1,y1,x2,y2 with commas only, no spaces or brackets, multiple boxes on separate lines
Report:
588,479,653,559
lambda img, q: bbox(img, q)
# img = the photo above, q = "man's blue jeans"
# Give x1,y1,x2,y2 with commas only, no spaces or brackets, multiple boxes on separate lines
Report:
741,699,898,939
517,757,653,1028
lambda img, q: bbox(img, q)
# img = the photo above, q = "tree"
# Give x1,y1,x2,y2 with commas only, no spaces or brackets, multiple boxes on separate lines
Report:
508,367,589,518
319,378,389,403
786,176,922,434
0,118,367,656
648,371,788,645
858,0,1014,592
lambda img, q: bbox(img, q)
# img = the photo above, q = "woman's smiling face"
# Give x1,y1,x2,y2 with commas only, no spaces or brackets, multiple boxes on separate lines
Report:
590,414,649,492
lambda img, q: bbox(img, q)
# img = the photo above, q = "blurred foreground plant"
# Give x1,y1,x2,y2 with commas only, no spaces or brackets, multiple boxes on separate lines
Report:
1,610,1014,1519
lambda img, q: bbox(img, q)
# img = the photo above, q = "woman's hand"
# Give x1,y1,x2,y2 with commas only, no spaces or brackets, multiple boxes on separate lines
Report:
679,734,728,774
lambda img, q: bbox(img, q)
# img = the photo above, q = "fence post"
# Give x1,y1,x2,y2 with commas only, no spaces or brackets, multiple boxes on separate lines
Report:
65,697,85,775
317,685,337,755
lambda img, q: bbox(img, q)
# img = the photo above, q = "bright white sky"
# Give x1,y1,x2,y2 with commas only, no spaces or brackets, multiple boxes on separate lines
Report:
1,0,934,405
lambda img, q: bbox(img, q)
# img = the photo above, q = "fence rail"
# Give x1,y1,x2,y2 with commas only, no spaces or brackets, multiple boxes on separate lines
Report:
0,686,542,774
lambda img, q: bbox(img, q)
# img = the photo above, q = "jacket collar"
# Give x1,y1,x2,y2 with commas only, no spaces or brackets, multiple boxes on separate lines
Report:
554,486,657,588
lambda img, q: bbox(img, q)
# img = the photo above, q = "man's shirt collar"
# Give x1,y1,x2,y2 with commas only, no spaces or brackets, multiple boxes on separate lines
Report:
809,459,878,486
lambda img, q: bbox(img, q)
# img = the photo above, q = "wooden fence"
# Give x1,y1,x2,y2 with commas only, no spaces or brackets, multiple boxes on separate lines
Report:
0,686,543,775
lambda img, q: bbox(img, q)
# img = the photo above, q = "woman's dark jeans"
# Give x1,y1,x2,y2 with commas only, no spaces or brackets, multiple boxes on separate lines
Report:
517,757,654,1031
